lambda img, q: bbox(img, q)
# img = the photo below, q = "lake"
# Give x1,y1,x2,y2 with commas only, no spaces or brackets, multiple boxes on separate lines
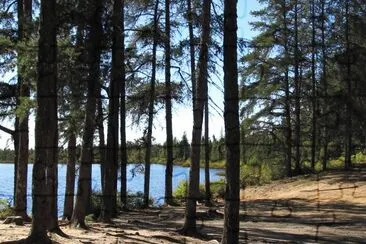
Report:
0,163,223,215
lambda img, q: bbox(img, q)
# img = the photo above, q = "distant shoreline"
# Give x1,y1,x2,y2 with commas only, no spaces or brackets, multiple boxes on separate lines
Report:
0,160,225,169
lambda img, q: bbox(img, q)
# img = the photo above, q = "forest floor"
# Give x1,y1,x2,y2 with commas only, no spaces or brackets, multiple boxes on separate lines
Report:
1,167,366,243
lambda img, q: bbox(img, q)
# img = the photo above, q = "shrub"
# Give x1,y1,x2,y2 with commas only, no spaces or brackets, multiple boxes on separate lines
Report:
173,179,226,202
88,191,103,219
0,199,15,219
88,190,156,219
210,179,226,199
173,180,189,201
124,191,153,209
240,163,272,188
173,180,206,202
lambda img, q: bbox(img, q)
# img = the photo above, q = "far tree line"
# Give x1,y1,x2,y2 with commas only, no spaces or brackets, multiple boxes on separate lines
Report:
0,133,227,164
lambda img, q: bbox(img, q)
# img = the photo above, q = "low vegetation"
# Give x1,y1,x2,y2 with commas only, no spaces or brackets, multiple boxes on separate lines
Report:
0,199,15,219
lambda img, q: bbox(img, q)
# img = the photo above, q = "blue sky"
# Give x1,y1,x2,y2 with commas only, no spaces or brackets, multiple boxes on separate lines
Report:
146,0,262,144
0,1,262,149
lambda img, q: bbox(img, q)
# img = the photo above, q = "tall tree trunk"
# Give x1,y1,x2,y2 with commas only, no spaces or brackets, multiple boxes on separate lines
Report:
120,0,127,207
181,0,211,235
204,99,211,205
311,0,317,170
282,0,292,177
164,0,174,205
97,88,106,192
15,0,31,221
221,0,240,242
63,24,83,220
294,0,301,175
143,0,159,207
101,0,122,221
187,0,196,107
13,118,19,203
240,127,246,164
344,0,352,170
71,0,103,228
27,0,57,241
63,133,76,220
321,0,328,171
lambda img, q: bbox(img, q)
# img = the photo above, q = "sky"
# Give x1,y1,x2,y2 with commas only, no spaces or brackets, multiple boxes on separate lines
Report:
0,0,262,149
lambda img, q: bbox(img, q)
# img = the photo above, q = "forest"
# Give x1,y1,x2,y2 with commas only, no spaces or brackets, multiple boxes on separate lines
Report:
0,0,365,243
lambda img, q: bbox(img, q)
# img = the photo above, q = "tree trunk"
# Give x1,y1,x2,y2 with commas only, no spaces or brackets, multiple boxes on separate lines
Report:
344,0,352,170
15,0,32,221
71,0,103,228
221,0,240,243
181,0,211,235
143,0,159,207
293,0,301,175
63,133,76,220
100,0,122,221
311,0,317,170
187,0,196,107
204,99,211,205
13,118,19,203
120,0,127,207
164,0,174,205
321,0,328,171
27,0,57,241
64,24,85,219
97,88,106,193
282,0,292,177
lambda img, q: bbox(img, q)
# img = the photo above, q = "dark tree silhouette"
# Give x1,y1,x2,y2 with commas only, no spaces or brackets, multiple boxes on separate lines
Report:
221,0,240,242
181,0,211,235
27,0,59,242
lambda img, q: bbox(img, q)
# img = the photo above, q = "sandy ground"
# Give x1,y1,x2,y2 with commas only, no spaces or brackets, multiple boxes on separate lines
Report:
1,167,366,243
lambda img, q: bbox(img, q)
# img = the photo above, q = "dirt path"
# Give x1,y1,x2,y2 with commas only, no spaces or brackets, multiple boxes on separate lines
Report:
1,168,366,243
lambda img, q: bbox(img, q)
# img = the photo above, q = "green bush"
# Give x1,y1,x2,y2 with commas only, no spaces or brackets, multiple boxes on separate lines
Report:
124,191,153,209
210,179,226,199
173,180,206,202
354,152,366,164
173,179,226,202
173,180,189,201
0,199,15,219
240,163,272,188
88,190,155,219
88,191,103,219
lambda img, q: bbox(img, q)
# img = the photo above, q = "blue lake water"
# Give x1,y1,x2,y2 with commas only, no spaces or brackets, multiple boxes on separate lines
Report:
0,163,223,215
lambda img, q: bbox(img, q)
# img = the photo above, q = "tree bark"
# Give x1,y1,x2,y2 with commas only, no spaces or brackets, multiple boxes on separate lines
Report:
344,0,352,170
204,98,211,205
120,0,127,207
282,0,292,177
97,87,106,193
221,0,240,242
63,133,76,220
15,0,32,221
321,0,328,171
143,0,159,207
187,0,196,108
181,0,211,235
101,0,122,221
71,0,103,228
293,0,301,175
164,0,174,205
27,0,57,241
311,0,317,170
63,24,85,218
